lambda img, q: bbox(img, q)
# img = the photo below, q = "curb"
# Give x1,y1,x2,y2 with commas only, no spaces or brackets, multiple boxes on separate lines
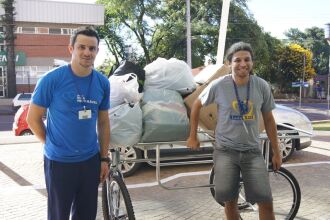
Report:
0,135,39,145
312,120,330,124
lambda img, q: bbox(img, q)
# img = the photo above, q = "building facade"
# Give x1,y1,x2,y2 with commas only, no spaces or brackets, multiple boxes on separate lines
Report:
0,0,104,97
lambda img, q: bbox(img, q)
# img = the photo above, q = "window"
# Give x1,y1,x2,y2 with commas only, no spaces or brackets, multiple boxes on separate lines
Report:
21,27,35,34
62,28,72,35
49,28,62,35
16,27,22,33
17,93,32,100
36,27,49,34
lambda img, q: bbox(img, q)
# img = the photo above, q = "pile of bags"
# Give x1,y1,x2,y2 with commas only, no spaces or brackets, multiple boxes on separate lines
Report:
108,58,196,147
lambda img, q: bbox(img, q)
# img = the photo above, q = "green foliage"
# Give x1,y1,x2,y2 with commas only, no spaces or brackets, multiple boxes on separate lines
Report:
285,27,329,75
95,0,301,93
277,44,316,92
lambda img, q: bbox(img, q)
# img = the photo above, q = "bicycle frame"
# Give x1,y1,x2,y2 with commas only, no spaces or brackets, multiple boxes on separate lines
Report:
118,124,312,190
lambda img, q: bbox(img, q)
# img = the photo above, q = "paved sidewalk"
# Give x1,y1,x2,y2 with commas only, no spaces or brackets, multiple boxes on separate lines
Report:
1,131,330,219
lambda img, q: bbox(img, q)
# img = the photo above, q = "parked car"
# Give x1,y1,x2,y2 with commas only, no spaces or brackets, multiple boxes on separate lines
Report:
12,103,46,136
12,93,32,111
13,104,33,136
13,103,313,176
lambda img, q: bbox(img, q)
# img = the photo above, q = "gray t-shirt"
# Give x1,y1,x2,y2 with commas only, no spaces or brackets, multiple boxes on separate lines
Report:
199,74,275,151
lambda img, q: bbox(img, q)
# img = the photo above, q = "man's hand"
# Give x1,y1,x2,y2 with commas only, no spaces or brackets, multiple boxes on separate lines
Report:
272,152,282,171
187,136,200,150
100,162,109,183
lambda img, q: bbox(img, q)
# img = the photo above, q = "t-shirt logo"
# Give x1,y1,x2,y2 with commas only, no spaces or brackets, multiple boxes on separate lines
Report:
230,100,255,121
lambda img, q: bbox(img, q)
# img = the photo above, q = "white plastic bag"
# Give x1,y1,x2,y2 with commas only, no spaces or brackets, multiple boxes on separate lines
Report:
109,103,142,147
140,89,190,142
144,58,196,95
109,73,140,108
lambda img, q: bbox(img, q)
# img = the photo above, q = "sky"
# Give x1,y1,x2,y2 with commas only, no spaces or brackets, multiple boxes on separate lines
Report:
247,0,330,39
51,0,330,65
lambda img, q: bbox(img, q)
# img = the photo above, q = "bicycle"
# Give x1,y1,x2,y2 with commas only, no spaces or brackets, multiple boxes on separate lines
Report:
208,138,301,220
102,148,136,220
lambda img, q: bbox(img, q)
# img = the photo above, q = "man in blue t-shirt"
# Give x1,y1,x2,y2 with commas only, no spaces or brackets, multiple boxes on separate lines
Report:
27,26,110,220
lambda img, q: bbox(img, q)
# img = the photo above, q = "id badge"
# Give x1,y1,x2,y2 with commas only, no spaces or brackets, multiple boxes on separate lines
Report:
79,109,92,120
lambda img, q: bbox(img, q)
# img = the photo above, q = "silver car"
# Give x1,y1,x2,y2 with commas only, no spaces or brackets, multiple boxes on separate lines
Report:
272,104,313,161
118,104,313,176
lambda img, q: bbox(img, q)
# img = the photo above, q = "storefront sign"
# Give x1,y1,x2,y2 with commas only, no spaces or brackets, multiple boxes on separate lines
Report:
0,51,26,66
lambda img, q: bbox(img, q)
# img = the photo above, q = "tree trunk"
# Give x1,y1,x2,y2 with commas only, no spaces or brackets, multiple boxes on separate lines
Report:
2,0,16,98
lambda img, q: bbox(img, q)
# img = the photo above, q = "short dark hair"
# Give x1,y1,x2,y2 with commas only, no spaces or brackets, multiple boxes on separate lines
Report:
225,41,254,63
70,26,100,46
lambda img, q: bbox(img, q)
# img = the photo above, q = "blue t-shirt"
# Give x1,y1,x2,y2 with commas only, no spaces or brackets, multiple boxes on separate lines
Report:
32,64,110,162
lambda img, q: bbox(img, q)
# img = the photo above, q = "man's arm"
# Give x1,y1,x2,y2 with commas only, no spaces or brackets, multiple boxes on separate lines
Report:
26,103,47,144
186,99,203,150
262,111,282,171
97,110,110,158
97,110,110,183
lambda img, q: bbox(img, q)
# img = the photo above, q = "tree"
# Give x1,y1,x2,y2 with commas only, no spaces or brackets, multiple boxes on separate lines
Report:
277,44,315,93
1,0,16,98
97,0,162,65
97,0,281,76
285,27,329,75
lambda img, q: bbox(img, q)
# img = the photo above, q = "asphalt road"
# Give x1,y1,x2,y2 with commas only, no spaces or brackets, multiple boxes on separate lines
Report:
276,100,330,121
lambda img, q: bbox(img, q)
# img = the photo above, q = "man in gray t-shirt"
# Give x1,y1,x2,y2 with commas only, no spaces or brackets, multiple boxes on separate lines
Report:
200,74,275,151
187,42,282,220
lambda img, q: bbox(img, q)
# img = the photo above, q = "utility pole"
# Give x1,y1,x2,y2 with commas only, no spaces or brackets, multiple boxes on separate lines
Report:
186,0,192,68
324,23,330,118
1,0,16,98
216,0,231,64
299,54,305,109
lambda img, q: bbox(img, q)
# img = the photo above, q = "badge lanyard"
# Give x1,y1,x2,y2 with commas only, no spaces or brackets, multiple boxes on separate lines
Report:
232,77,250,134
70,65,94,111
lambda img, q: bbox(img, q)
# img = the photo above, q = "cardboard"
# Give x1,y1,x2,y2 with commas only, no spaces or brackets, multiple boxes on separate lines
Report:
184,64,265,133
184,64,230,132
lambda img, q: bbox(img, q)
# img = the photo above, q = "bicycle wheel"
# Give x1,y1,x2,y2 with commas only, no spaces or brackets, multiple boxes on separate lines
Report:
102,170,135,220
209,166,250,210
268,167,301,220
238,167,301,220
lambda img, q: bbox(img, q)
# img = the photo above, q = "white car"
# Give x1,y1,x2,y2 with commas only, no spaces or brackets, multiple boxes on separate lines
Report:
116,104,313,176
12,93,32,111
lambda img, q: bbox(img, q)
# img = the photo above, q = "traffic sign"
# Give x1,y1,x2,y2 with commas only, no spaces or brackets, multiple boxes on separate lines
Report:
291,82,309,88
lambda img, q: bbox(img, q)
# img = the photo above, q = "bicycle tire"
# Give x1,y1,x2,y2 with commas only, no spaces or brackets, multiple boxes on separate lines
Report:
209,166,250,210
102,170,135,220
268,167,301,220
209,166,301,220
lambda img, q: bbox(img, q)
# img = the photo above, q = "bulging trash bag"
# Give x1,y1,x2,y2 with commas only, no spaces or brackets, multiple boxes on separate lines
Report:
140,89,190,142
144,58,196,95
109,103,142,147
110,60,145,93
109,73,141,108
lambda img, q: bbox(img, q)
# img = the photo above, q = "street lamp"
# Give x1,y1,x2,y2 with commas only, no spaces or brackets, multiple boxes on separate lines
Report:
324,23,330,118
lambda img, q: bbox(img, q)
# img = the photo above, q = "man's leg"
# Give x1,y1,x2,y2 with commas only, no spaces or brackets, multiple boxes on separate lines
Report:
224,199,240,220
71,154,100,220
258,201,275,220
44,156,77,220
240,149,274,220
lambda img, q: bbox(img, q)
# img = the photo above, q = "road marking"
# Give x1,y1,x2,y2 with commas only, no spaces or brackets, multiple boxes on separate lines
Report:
0,161,329,192
126,161,330,189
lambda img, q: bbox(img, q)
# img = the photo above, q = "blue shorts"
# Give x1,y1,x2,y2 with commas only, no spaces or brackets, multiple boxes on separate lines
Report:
213,146,272,204
44,153,100,220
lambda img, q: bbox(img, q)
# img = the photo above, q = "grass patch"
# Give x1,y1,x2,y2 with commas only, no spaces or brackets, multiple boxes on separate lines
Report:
312,121,330,131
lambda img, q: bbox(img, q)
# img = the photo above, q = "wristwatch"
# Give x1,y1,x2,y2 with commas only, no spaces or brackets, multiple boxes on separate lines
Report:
100,157,110,164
